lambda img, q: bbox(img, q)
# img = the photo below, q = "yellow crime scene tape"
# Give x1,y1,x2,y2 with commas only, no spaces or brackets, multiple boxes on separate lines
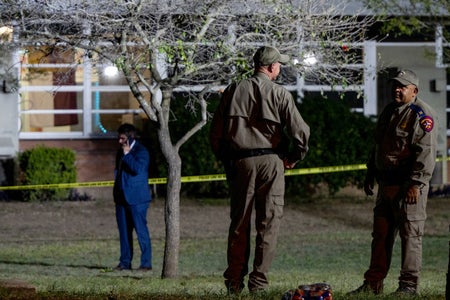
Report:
1,156,447,191
0,163,367,190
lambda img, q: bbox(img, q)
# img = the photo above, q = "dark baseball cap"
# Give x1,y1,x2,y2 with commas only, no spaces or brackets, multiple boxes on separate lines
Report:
253,46,290,66
390,69,419,88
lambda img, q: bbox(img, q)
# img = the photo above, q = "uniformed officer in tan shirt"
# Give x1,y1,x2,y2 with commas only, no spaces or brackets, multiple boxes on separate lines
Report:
349,69,438,296
210,46,310,294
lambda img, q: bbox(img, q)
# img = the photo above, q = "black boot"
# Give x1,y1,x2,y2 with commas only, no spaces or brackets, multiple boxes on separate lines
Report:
225,280,244,295
348,280,383,295
391,281,418,297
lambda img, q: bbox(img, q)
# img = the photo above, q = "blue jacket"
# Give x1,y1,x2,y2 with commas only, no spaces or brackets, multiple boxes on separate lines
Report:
113,141,151,205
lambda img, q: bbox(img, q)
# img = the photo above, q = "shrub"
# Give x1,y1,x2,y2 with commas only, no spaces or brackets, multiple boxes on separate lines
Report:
287,96,376,197
146,92,376,198
18,145,76,201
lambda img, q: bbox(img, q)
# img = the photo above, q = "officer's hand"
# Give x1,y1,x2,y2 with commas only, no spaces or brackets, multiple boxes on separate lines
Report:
283,159,296,169
405,185,420,204
364,180,374,196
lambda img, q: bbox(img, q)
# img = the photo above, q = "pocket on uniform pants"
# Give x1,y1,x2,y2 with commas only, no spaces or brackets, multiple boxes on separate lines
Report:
400,218,425,237
270,194,284,218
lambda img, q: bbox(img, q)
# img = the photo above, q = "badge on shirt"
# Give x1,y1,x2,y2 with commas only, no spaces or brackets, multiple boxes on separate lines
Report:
419,116,434,132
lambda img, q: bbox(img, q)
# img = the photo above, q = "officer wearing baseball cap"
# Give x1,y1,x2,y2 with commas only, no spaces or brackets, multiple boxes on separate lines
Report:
390,69,419,88
253,46,290,66
210,45,309,294
349,69,437,297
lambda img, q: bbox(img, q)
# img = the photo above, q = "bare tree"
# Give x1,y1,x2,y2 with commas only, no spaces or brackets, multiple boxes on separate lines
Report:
0,0,377,278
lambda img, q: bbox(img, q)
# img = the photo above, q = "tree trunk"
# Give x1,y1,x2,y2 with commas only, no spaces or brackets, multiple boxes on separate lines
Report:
161,150,182,278
157,88,182,279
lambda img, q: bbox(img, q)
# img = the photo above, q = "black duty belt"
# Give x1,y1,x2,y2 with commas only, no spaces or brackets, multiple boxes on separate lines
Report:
233,148,277,160
379,169,410,185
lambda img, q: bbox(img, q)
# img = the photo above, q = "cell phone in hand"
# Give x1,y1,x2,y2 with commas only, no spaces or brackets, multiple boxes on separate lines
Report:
127,136,135,145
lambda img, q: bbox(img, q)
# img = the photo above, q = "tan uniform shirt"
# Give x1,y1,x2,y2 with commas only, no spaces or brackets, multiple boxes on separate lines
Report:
210,72,309,162
368,97,437,186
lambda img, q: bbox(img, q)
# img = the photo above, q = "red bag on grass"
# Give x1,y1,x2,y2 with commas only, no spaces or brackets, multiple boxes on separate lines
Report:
281,283,332,300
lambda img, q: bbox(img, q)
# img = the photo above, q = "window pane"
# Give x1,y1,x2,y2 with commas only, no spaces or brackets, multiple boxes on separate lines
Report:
91,113,122,135
90,89,149,136
91,91,149,112
92,91,132,110
90,113,146,136
20,91,82,132
93,66,127,85
21,47,84,86
20,113,83,133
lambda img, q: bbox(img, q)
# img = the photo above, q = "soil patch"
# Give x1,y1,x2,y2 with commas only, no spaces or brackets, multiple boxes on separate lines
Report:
0,279,36,298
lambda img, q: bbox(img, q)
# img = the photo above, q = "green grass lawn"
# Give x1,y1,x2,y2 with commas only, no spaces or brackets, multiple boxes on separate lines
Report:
0,196,448,299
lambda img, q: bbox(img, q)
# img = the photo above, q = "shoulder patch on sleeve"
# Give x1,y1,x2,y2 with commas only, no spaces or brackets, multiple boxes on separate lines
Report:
409,103,434,132
420,116,434,132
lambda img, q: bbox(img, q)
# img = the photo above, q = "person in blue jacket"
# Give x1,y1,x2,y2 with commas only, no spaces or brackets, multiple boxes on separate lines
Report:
113,123,152,271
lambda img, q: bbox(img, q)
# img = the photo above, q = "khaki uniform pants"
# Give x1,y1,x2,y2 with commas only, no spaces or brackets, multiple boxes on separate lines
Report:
224,154,284,292
364,183,427,289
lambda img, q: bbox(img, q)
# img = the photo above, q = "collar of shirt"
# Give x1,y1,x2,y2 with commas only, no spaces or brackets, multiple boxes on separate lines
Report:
396,98,416,115
254,72,271,81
